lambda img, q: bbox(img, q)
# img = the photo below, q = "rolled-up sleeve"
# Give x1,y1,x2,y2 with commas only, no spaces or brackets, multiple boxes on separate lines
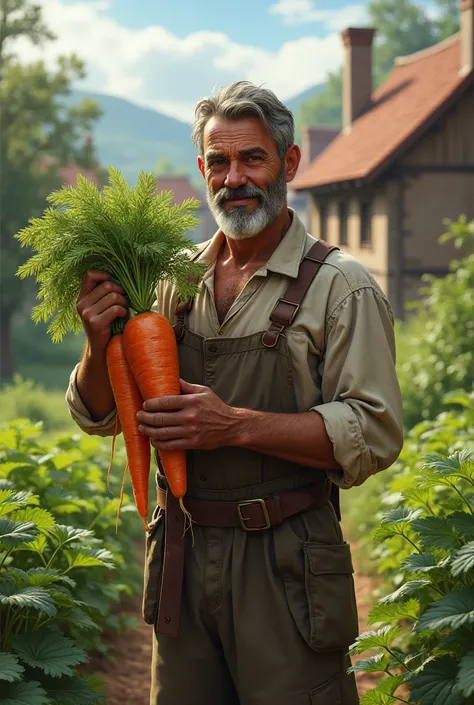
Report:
312,285,403,489
65,363,119,437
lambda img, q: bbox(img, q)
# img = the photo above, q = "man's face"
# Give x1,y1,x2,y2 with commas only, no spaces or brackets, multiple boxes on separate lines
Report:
198,115,289,240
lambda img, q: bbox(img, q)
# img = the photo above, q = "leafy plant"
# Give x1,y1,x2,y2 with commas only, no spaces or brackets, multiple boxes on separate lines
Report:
350,448,474,704
0,487,108,703
0,419,144,655
396,216,474,430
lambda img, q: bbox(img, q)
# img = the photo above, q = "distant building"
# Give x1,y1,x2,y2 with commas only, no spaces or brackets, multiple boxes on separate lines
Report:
294,0,474,318
288,126,340,229
155,176,216,244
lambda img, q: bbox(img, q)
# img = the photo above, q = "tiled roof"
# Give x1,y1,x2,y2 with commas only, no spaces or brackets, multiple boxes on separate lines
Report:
57,163,100,187
295,35,473,189
156,176,204,205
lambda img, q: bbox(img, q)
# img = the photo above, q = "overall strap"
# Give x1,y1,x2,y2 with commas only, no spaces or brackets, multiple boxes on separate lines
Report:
262,239,339,348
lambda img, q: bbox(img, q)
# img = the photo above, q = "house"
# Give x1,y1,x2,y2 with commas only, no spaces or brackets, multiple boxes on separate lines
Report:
288,126,339,229
155,175,216,244
294,0,474,319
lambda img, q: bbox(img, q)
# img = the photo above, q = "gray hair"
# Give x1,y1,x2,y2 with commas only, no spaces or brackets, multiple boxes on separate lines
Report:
192,81,295,158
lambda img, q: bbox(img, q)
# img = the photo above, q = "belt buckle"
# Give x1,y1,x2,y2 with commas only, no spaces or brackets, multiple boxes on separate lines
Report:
237,499,271,531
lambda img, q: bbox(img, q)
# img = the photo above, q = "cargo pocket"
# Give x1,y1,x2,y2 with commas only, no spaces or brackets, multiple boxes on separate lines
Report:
309,673,342,705
142,508,165,625
304,542,359,651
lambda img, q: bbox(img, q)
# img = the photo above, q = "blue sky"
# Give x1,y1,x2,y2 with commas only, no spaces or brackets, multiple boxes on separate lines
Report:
23,0,435,122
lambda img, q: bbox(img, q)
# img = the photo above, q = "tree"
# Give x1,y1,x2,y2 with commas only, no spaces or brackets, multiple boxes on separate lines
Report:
296,0,460,132
0,1,101,380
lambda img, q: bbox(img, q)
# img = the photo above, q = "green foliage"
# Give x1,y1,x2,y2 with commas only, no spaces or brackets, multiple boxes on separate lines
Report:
396,217,474,430
0,420,144,655
16,167,204,341
0,376,77,433
349,444,474,703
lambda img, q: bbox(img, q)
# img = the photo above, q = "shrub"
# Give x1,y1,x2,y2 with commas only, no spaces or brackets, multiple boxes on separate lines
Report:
0,376,76,434
350,448,474,705
0,420,145,658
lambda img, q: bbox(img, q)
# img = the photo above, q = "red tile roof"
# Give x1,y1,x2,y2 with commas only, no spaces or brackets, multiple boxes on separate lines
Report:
57,163,100,187
156,176,204,205
295,35,473,189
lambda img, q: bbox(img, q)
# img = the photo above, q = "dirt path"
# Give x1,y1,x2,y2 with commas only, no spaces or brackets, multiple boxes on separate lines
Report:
85,556,380,703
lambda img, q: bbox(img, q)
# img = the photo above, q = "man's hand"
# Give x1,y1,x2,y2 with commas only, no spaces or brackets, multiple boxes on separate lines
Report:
76,270,129,352
137,379,239,451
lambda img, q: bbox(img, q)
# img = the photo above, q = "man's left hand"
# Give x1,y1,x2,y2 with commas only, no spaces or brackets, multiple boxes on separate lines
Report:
136,379,239,451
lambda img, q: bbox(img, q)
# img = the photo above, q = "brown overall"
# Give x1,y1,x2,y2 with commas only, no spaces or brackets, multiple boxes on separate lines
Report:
143,241,360,704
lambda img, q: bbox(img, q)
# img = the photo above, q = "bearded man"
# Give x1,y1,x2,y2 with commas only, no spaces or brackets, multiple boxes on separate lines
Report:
66,81,403,705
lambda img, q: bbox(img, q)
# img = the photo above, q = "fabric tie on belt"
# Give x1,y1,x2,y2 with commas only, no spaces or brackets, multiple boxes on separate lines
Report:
156,483,331,637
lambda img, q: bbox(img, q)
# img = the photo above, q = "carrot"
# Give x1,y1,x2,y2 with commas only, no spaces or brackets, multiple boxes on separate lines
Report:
123,311,191,528
106,333,151,532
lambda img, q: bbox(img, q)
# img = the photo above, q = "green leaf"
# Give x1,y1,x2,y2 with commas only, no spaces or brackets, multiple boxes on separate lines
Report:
411,516,461,550
456,651,474,697
0,519,38,547
48,525,94,545
416,589,474,631
382,507,423,525
410,655,463,705
61,607,100,631
377,674,405,696
13,630,87,677
450,512,474,540
451,541,474,576
23,568,76,589
350,626,401,655
40,674,102,705
368,599,420,626
64,548,114,570
360,689,396,705
0,653,24,683
0,680,49,705
11,507,54,532
380,580,430,604
0,585,56,616
348,653,390,673
401,552,438,573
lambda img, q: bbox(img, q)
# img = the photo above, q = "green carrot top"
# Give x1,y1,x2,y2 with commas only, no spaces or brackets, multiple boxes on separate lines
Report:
16,167,206,342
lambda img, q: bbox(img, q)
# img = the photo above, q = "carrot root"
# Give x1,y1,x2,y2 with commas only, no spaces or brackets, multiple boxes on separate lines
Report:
179,497,194,546
115,462,129,535
107,415,119,494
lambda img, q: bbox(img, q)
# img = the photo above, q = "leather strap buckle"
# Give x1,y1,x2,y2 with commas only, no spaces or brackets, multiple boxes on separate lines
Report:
237,499,271,531
271,298,300,326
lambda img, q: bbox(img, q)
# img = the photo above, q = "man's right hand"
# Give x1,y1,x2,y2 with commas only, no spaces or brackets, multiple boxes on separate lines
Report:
76,270,129,352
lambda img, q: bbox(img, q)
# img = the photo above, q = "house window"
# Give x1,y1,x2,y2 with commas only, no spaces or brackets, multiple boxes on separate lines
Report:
360,200,372,247
319,202,328,240
338,202,348,246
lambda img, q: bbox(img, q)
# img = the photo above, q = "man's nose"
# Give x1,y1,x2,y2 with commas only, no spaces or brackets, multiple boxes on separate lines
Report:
224,160,247,189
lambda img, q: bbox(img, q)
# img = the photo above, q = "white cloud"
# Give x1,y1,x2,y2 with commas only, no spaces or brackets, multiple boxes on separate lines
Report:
269,0,368,29
15,0,348,122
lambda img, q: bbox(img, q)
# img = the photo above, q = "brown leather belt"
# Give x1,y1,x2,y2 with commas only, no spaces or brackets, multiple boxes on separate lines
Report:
155,482,331,638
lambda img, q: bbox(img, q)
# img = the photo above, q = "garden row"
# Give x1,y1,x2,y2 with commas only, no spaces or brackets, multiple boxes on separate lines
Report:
344,216,474,704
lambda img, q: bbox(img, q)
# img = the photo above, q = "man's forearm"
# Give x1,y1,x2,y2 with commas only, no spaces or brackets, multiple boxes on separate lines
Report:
231,408,341,470
76,343,116,422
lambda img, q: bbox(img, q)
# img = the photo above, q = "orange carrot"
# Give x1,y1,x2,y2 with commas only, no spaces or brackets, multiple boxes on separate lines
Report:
123,311,190,525
106,333,151,531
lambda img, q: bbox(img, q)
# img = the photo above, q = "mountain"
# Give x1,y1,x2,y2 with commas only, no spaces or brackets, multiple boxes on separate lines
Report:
68,91,197,184
285,83,325,115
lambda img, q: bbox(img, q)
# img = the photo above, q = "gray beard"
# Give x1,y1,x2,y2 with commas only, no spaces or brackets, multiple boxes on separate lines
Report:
206,169,288,240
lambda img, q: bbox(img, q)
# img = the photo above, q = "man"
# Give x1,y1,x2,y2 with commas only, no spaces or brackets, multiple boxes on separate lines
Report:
67,80,403,704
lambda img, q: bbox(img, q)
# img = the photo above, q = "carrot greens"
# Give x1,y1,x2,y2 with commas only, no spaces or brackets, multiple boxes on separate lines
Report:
16,167,205,341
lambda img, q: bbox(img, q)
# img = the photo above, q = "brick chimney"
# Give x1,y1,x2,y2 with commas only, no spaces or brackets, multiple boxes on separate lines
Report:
461,0,474,76
300,126,339,170
341,27,376,133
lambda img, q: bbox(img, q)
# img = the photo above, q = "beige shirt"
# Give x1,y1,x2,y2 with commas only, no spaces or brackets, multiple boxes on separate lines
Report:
66,210,403,489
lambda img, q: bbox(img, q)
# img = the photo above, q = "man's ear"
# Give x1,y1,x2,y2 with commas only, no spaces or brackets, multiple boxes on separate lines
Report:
284,144,301,184
197,156,205,179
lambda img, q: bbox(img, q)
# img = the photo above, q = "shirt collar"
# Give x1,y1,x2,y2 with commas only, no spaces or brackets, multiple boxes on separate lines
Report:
195,208,308,280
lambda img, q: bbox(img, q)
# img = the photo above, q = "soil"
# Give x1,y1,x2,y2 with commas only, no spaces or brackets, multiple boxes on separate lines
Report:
84,548,383,704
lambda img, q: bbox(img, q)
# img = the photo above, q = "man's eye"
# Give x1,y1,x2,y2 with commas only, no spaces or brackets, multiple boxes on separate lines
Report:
247,156,262,162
